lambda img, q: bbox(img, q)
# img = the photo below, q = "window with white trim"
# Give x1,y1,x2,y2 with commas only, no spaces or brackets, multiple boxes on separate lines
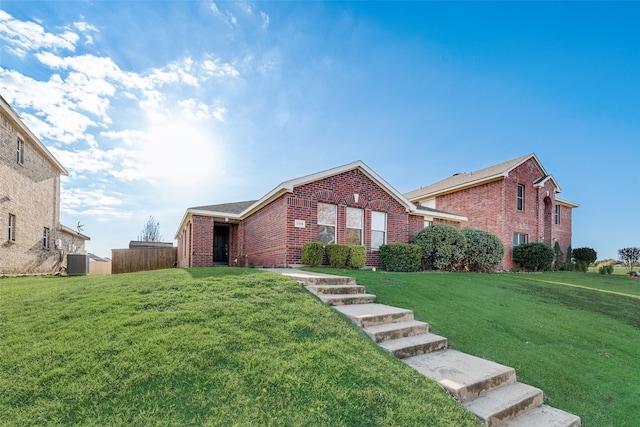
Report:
424,219,433,228
8,214,15,242
345,207,363,245
17,138,24,164
555,205,560,225
516,184,524,211
513,232,527,247
317,203,337,245
371,211,387,250
43,227,50,249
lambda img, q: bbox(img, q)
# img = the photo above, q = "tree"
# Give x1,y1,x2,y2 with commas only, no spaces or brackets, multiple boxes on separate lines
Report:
138,216,162,242
618,247,640,273
572,247,597,266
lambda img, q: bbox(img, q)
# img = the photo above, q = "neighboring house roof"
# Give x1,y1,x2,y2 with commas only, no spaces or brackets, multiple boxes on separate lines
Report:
405,153,558,201
59,224,91,240
87,253,110,262
175,160,467,239
0,95,68,176
556,198,580,208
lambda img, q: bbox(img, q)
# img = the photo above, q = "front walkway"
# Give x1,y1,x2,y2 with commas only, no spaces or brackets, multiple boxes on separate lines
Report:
265,268,581,427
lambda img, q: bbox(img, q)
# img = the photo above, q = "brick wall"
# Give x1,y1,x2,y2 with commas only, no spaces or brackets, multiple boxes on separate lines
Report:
191,215,214,267
242,198,288,267
0,111,64,274
283,169,411,267
434,159,573,270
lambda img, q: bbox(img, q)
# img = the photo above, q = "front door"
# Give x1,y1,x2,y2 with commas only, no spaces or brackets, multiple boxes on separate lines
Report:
213,226,229,265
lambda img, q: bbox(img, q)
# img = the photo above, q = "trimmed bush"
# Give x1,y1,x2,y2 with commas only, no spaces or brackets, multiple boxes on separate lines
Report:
348,245,366,269
513,242,554,272
325,244,350,269
462,228,504,272
378,243,422,272
301,242,324,267
414,223,466,271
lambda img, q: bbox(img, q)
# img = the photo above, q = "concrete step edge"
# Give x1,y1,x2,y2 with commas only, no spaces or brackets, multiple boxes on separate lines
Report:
363,320,429,342
307,284,366,295
379,333,448,358
404,349,516,402
502,404,581,427
319,293,376,306
463,382,544,427
333,303,414,327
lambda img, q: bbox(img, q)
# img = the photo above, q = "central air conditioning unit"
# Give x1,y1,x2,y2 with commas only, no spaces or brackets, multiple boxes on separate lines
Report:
67,253,89,276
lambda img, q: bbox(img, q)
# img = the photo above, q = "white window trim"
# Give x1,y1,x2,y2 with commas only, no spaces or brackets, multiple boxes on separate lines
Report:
317,203,337,245
371,211,387,250
513,232,527,247
8,214,16,242
516,184,524,211
346,207,363,245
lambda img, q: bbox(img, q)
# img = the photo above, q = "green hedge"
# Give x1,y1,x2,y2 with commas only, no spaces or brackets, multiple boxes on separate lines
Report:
513,242,554,272
326,244,351,269
301,242,324,267
378,243,422,272
348,245,366,269
414,223,466,271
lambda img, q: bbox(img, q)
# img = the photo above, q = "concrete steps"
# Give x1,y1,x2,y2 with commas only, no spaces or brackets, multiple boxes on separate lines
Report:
273,269,581,427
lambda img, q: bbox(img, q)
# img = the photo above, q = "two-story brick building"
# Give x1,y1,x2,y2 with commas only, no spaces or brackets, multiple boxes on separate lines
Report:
175,161,466,268
175,154,577,270
404,153,578,270
0,96,89,275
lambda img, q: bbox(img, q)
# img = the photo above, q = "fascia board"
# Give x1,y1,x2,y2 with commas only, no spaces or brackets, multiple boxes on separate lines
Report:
409,210,468,222
555,198,579,208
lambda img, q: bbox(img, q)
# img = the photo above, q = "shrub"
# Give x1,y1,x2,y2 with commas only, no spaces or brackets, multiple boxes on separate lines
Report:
598,265,614,275
325,244,350,269
575,260,589,273
512,243,554,272
461,228,504,272
348,245,366,269
573,247,598,266
378,243,422,272
414,224,467,271
301,241,324,267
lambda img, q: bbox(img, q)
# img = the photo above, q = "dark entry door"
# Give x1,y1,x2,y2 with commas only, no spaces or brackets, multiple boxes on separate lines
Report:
213,226,229,265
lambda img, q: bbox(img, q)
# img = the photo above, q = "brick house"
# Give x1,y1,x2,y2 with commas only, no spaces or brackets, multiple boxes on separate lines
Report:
404,153,578,270
175,161,466,268
0,96,90,275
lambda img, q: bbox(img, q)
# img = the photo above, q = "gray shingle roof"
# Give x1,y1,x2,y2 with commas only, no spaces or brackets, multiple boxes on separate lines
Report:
404,153,538,201
190,200,258,215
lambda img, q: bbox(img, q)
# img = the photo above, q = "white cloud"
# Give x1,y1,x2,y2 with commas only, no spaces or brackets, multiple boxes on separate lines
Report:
0,10,78,57
62,187,128,218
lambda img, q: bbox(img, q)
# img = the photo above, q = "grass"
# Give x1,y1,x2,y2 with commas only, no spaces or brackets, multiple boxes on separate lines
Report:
0,268,480,427
307,269,640,427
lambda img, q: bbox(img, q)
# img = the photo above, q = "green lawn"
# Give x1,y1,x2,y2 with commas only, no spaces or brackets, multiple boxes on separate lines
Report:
308,269,640,427
0,268,480,427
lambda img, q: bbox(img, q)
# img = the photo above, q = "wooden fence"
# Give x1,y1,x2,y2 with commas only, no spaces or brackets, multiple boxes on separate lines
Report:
111,247,177,274
89,260,112,275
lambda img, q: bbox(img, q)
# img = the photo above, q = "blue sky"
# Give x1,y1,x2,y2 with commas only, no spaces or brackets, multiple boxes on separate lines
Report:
1,1,638,260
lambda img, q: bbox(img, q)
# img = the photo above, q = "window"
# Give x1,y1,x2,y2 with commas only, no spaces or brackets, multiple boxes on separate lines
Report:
516,184,524,211
8,214,15,241
16,138,24,164
513,233,527,247
345,207,363,245
371,211,387,250
317,203,336,245
43,227,50,249
424,219,433,228
555,205,560,225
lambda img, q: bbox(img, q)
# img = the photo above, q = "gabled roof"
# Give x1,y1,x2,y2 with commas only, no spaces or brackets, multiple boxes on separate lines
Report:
404,153,557,201
0,95,68,176
175,160,466,238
